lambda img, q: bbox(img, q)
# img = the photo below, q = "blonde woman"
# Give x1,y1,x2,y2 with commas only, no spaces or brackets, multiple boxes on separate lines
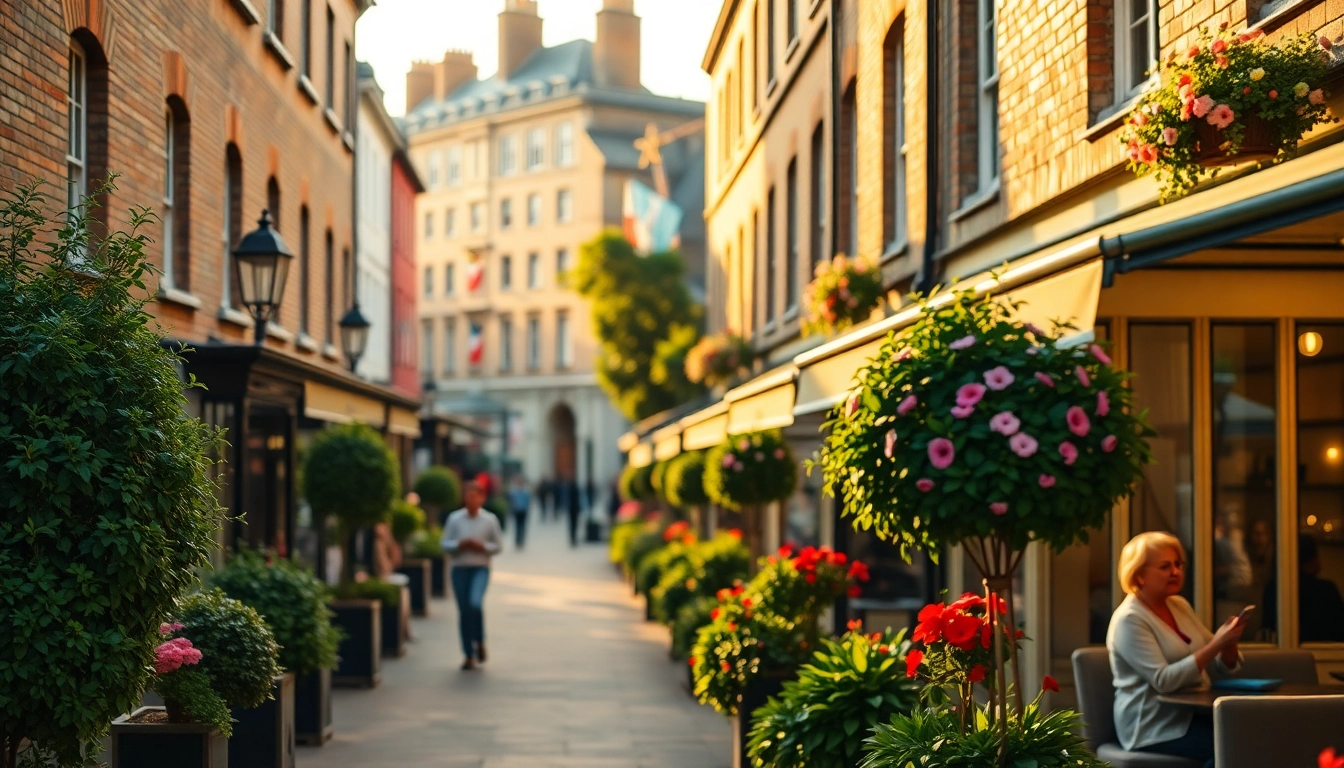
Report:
1107,532,1247,767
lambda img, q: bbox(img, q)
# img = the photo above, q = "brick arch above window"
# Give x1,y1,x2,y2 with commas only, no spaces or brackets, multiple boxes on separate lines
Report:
63,1,119,62
162,50,190,104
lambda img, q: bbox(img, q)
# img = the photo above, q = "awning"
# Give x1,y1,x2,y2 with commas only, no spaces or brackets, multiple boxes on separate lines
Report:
628,441,654,468
726,365,797,433
679,400,730,451
793,249,1105,415
304,380,387,427
617,431,640,453
388,406,422,438
652,423,683,461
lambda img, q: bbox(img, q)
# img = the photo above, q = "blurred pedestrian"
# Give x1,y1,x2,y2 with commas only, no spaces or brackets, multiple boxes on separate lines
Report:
563,478,582,548
441,481,503,670
536,476,552,521
507,475,531,550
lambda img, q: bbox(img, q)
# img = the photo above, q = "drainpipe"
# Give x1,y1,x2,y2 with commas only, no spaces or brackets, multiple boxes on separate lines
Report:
915,0,940,293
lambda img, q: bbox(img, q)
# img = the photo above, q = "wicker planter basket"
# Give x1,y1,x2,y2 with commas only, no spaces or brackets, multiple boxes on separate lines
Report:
1194,113,1278,167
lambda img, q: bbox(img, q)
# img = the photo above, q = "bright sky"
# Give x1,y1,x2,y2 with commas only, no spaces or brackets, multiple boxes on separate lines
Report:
356,0,722,116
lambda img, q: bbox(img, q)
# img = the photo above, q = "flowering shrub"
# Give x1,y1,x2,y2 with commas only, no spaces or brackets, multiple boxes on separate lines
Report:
673,596,722,660
904,593,1026,724
636,534,698,598
152,624,231,735
746,624,920,768
1120,24,1334,201
803,254,886,337
704,430,798,511
652,530,750,625
684,331,755,388
172,589,282,713
817,290,1152,558
664,450,710,508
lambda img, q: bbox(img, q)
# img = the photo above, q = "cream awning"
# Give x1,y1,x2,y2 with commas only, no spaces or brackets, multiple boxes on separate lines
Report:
628,441,654,468
388,406,422,438
304,380,387,427
679,400,730,451
652,423,683,461
725,365,797,434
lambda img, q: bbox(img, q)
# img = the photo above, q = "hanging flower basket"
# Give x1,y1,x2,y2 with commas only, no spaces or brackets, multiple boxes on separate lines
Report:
685,332,755,389
802,254,886,337
1120,24,1334,201
703,430,796,511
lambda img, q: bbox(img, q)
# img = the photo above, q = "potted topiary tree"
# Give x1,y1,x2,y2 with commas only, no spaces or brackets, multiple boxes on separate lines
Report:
0,183,225,768
704,430,798,563
390,500,433,617
210,550,342,749
412,465,462,528
302,422,400,688
664,450,710,537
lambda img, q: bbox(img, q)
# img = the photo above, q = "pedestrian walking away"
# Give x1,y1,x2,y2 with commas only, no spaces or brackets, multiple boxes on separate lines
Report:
441,481,503,670
563,478,583,548
507,475,531,550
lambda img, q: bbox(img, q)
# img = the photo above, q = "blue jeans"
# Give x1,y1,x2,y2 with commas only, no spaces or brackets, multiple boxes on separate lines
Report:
1135,712,1215,768
450,566,489,658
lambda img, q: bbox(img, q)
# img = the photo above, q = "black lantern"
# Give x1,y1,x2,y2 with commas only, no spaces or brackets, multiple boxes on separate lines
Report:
339,303,371,373
232,210,294,345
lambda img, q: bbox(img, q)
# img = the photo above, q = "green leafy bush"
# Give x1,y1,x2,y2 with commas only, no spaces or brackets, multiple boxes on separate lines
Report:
0,182,225,766
303,423,399,583
684,332,755,388
664,450,709,508
389,500,426,544
672,595,720,660
624,529,667,577
650,459,672,499
173,589,281,710
620,462,656,502
609,519,647,566
860,704,1106,768
652,531,750,625
637,536,696,597
409,526,445,559
705,430,798,511
337,577,401,610
747,628,920,768
209,550,341,678
413,466,461,516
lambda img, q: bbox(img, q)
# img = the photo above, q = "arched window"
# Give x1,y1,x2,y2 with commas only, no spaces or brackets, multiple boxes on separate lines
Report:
224,144,243,308
299,205,310,335
324,229,334,343
67,41,87,215
163,98,191,291
266,176,281,232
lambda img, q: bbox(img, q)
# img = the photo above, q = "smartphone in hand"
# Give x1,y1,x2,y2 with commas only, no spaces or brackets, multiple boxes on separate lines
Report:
1236,605,1256,625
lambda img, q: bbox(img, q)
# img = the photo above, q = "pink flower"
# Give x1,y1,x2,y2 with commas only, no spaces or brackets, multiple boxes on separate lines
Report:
845,395,860,419
951,404,976,419
1039,474,1056,488
989,411,1021,436
884,429,898,459
1075,366,1091,387
1178,83,1195,102
949,335,977,350
773,448,786,460
1192,95,1214,118
1101,434,1119,453
916,478,935,492
928,438,956,470
154,638,202,675
989,502,1008,516
1215,55,1229,69
1132,112,1149,126
897,394,918,415
1207,103,1235,130
1025,347,1039,356
1066,406,1091,437
1090,344,1111,365
1009,432,1039,458
1138,144,1158,165
1059,441,1079,465
983,366,1016,391
1163,127,1179,146
738,438,751,452
894,347,913,362
1187,44,1201,59
1310,89,1326,105
1096,390,1111,417
1212,38,1227,54
956,383,987,407
722,453,737,468
1034,372,1055,388
158,622,185,636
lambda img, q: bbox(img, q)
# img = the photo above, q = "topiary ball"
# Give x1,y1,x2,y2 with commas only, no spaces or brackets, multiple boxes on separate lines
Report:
704,430,797,511
389,500,426,544
412,466,462,512
303,423,399,533
664,450,709,508
174,589,282,710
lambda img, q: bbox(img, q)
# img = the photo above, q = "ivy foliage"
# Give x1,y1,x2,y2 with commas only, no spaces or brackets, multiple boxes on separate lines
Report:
664,450,709,508
704,430,798,511
174,589,281,710
0,182,225,767
567,229,705,422
208,549,341,678
303,422,399,583
412,466,461,515
860,704,1106,768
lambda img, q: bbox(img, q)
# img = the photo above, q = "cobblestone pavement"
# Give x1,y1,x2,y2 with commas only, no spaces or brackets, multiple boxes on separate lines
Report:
297,515,730,768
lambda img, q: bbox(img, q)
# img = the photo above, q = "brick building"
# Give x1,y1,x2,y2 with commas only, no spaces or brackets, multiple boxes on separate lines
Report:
0,0,421,572
630,0,1344,701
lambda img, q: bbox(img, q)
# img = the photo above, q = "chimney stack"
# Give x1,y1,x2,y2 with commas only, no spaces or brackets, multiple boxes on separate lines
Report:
498,0,543,81
405,61,436,112
437,50,478,100
595,0,640,90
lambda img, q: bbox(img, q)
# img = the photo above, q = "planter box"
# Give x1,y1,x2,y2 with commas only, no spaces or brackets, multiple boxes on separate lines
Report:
428,555,449,599
380,585,411,658
731,670,793,768
396,558,432,616
330,599,381,688
109,706,227,768
294,668,333,746
229,672,294,768
1195,113,1277,167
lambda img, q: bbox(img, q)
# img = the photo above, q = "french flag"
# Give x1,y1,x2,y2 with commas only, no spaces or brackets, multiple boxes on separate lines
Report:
465,260,484,293
468,322,483,366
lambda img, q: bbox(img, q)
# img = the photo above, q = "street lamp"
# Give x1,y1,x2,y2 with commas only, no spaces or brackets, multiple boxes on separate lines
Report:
232,210,294,345
338,304,371,374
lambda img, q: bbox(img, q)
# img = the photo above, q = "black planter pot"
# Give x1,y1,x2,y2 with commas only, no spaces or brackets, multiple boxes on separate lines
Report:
428,555,449,598
330,599,381,688
381,585,410,658
229,673,294,768
396,559,432,616
731,670,793,768
294,667,333,746
109,707,227,768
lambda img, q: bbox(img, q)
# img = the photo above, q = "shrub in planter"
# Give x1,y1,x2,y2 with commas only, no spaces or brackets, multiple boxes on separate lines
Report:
149,629,228,735
746,625,920,768
802,254,885,337
673,595,722,660
650,459,673,502
303,423,399,585
664,451,710,509
653,531,750,625
389,500,426,545
636,526,698,598
0,183,225,767
620,462,656,502
685,332,755,389
409,526,445,560
1119,24,1333,201
861,702,1104,768
412,466,462,523
624,529,667,578
704,431,797,512
171,590,283,713
609,519,648,566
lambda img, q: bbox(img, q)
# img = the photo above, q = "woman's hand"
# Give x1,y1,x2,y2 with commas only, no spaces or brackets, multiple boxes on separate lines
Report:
1195,615,1245,672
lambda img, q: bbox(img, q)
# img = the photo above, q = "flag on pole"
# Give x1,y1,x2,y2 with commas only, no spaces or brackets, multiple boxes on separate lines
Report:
465,252,484,293
622,179,683,254
468,322,483,366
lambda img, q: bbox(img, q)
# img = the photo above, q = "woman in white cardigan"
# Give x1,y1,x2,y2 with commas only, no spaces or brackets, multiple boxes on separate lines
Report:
1107,532,1247,767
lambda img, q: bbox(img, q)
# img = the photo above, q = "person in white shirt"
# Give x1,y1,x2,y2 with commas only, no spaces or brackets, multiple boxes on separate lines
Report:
1107,532,1246,767
440,481,503,670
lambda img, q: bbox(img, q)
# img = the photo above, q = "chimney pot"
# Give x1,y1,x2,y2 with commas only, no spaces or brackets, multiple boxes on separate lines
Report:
498,0,543,80
595,0,640,90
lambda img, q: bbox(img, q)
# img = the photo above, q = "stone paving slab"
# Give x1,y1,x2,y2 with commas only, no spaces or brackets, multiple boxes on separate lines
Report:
298,520,730,768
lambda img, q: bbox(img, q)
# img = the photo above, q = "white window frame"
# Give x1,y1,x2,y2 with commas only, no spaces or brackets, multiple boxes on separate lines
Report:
975,0,1000,191
67,42,87,216
527,127,546,171
446,146,462,187
500,254,512,290
444,262,455,296
499,315,513,371
500,198,513,231
556,310,572,369
555,122,574,167
892,42,908,246
527,316,541,370
443,317,456,374
527,252,540,289
527,193,541,227
557,188,573,223
499,134,517,176
1115,0,1158,101
162,109,176,288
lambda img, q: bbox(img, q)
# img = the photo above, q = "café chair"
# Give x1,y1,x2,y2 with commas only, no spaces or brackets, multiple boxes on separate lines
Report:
1214,694,1344,768
1072,647,1203,768
1231,648,1318,684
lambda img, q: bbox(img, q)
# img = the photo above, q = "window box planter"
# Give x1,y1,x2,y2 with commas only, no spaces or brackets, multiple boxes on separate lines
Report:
1193,112,1278,166
293,667,333,746
108,706,227,768
381,585,411,658
330,599,381,688
396,558,433,616
228,673,294,768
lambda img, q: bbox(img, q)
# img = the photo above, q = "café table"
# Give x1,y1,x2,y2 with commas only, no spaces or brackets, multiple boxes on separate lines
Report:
1158,683,1344,710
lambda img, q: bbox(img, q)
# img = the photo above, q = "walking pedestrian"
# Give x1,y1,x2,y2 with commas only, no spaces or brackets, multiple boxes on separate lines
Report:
440,481,503,670
564,478,582,548
536,476,552,521
507,475,531,550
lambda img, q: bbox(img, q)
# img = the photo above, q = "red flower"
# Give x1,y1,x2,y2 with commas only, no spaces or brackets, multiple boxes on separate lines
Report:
721,660,731,672
727,528,743,539
689,657,696,666
905,649,924,678
847,561,870,582
847,619,863,632
1321,748,1344,768
1042,674,1060,693
949,592,984,611
869,632,883,643
710,608,721,620
1178,74,1192,87
731,584,745,595
980,621,993,649
847,585,862,598
943,611,981,651
778,544,794,558
741,597,752,608
805,572,817,584
833,552,848,565
913,603,945,644
1270,90,1278,99
968,664,987,683
726,621,737,632
877,644,889,654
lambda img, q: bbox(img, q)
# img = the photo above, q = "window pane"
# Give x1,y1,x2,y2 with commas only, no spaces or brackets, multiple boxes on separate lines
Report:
1129,324,1196,602
1211,323,1277,638
1129,19,1150,88
1295,324,1344,642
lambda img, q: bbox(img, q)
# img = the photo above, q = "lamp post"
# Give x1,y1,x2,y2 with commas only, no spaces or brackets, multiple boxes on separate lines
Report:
338,304,371,374
232,210,294,345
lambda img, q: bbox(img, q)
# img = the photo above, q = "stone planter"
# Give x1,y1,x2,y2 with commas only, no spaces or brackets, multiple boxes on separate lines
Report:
108,706,227,768
229,672,294,768
330,599,381,688
1195,113,1277,167
381,585,411,658
396,558,432,616
294,667,333,746
428,555,449,598
731,670,793,768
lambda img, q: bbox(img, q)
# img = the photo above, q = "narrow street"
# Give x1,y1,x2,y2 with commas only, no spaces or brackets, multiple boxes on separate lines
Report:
299,516,730,768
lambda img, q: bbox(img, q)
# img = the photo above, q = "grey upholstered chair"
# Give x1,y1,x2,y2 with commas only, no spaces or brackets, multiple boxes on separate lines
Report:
1071,647,1204,768
1232,648,1318,684
1214,694,1344,768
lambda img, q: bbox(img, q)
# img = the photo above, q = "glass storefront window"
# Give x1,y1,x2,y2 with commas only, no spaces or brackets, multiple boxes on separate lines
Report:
1211,323,1277,639
1129,323,1196,602
1294,323,1344,643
